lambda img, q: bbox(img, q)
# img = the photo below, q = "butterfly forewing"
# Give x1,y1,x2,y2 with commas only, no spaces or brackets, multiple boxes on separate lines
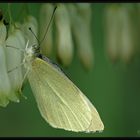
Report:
79,92,104,132
28,58,92,132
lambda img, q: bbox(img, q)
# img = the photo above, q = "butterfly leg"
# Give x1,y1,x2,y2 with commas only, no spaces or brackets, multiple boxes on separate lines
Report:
7,62,24,73
6,45,25,52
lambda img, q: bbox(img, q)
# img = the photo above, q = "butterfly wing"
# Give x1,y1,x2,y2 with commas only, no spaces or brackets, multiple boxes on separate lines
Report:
28,57,103,132
79,92,104,132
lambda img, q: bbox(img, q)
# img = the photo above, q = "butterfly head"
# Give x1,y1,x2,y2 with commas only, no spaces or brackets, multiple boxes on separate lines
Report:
23,40,40,69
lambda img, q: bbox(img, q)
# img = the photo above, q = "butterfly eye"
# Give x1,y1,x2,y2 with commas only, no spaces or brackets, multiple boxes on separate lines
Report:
32,45,39,54
32,44,37,49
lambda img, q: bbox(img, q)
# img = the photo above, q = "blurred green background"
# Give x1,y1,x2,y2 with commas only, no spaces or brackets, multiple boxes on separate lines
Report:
0,3,140,137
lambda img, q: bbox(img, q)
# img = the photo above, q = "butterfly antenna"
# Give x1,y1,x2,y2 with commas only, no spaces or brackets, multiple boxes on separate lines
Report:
28,5,57,48
39,5,57,47
29,27,40,44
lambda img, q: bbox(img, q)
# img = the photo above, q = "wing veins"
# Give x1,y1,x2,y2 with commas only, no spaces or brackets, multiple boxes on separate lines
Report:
59,103,73,130
35,68,86,130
